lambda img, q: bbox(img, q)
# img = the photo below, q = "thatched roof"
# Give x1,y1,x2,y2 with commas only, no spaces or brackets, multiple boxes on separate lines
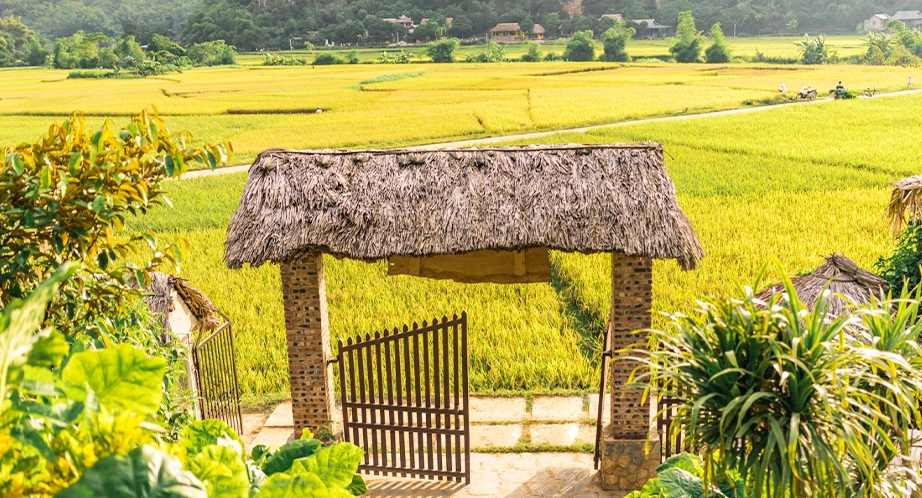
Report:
144,272,222,333
224,144,704,270
888,174,922,234
756,253,889,317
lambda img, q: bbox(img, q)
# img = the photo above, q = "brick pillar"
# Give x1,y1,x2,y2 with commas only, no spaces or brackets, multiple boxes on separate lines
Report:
599,252,660,491
280,253,335,437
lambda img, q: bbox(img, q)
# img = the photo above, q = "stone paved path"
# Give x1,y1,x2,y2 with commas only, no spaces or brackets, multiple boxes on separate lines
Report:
242,395,620,497
246,395,610,453
363,453,624,498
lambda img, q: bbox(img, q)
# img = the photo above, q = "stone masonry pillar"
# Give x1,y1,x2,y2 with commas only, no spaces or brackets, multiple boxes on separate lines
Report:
280,253,335,437
599,252,660,491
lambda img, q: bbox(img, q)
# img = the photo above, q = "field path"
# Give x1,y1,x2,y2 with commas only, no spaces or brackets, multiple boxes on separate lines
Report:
185,87,922,180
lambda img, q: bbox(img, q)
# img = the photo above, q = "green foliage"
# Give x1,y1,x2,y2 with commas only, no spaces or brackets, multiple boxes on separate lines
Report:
179,419,245,457
796,34,831,64
670,12,703,63
186,40,237,67
426,38,460,63
186,445,249,498
563,30,596,62
876,221,922,290
61,344,165,415
376,50,413,64
0,109,229,311
0,16,40,67
313,53,343,65
600,22,635,62
262,52,307,66
629,277,922,497
888,20,922,59
705,23,731,63
627,454,745,498
262,439,323,476
463,41,506,63
519,41,542,62
52,31,110,69
57,446,207,498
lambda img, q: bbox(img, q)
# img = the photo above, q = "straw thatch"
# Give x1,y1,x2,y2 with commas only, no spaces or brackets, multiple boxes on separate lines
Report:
756,253,888,318
888,174,922,234
224,144,704,270
144,272,222,333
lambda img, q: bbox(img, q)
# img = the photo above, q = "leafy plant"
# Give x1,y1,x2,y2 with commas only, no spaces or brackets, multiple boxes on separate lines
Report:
563,30,596,61
626,453,745,498
877,220,922,291
796,34,832,64
670,12,704,63
426,38,460,63
600,23,635,62
705,23,731,63
629,275,922,497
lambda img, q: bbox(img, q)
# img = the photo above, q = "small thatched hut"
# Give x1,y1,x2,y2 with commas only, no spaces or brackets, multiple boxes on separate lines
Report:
224,143,703,492
756,253,888,317
144,272,222,338
888,174,922,234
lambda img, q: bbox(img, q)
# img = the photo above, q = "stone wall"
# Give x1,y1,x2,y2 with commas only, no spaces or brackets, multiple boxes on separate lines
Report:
280,253,335,436
599,252,659,491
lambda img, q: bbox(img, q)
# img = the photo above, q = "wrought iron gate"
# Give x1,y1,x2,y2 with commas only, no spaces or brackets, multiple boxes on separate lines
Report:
192,310,244,435
335,312,470,483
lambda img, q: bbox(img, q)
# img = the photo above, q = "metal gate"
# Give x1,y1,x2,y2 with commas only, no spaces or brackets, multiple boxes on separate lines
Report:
656,397,685,462
335,312,470,483
192,310,244,436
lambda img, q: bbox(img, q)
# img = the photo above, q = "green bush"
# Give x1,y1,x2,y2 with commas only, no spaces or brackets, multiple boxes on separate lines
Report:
629,276,922,496
626,453,745,498
0,271,367,496
704,22,731,63
519,41,542,62
797,34,831,64
187,40,238,66
669,12,703,63
877,221,922,290
426,38,460,63
563,30,596,61
599,23,635,62
313,53,343,65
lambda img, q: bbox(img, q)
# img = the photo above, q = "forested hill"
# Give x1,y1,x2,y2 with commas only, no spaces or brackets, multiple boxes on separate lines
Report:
0,0,200,39
4,0,922,50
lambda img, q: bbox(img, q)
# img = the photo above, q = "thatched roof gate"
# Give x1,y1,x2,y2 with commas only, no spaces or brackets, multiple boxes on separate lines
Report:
224,143,703,492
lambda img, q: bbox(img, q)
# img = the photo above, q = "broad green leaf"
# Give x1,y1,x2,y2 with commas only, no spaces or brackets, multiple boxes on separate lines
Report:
180,419,245,457
23,330,69,368
656,453,703,477
247,462,267,496
255,472,351,498
290,443,363,489
657,468,712,498
0,263,78,408
262,439,322,476
62,344,165,415
186,445,248,498
55,445,207,498
345,475,367,496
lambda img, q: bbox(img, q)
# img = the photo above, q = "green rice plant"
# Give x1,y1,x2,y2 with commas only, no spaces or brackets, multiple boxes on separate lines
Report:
628,280,922,497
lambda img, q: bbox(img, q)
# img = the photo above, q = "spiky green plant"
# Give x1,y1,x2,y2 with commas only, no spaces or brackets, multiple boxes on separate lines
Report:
628,274,922,497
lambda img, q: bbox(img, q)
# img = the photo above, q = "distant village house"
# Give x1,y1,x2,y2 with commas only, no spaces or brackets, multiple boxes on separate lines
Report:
382,15,414,30
864,10,922,31
632,18,670,38
490,22,546,40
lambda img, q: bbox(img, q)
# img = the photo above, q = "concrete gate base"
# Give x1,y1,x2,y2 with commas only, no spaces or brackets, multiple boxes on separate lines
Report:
598,437,661,491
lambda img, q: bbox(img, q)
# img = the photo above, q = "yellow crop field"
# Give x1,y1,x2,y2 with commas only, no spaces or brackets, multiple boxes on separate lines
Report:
0,61,912,167
9,59,916,405
115,85,919,405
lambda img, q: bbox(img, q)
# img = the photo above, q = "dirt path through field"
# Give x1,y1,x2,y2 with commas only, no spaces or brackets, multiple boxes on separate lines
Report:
185,88,922,180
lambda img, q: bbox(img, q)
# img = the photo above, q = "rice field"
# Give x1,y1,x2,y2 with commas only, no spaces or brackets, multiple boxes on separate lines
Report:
0,60,912,167
4,57,916,405
115,85,920,406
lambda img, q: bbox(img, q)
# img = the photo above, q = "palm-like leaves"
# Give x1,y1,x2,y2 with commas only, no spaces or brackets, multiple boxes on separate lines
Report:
629,276,922,497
